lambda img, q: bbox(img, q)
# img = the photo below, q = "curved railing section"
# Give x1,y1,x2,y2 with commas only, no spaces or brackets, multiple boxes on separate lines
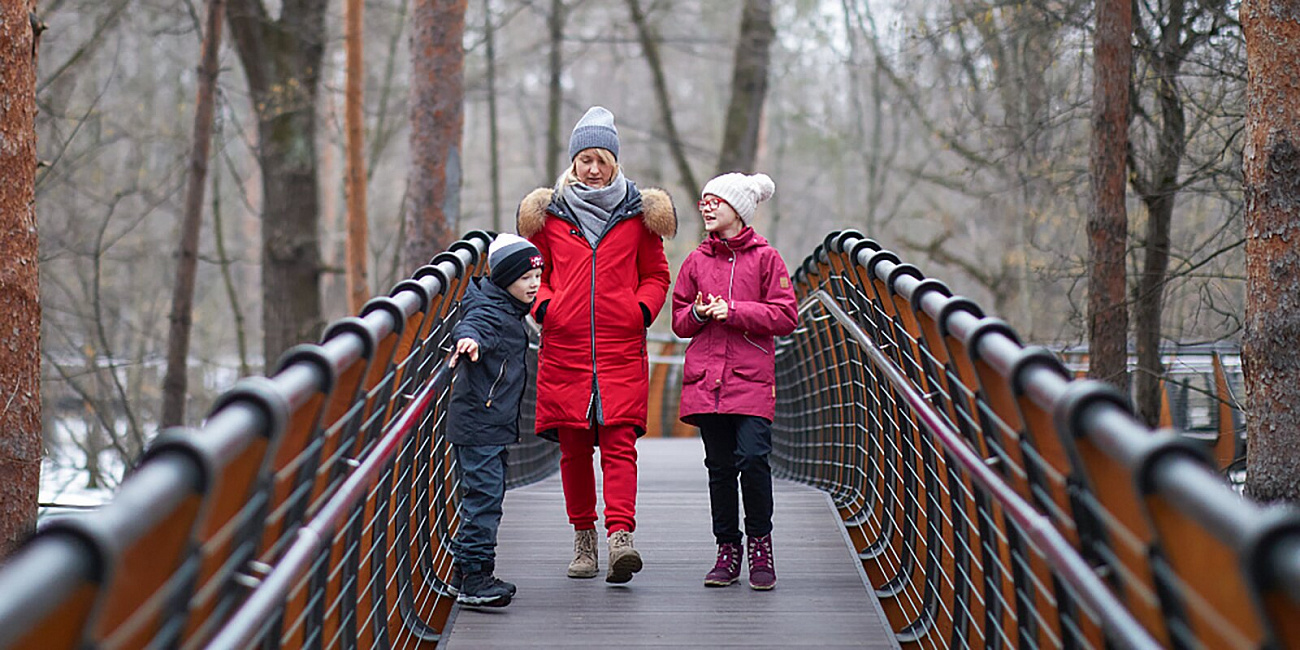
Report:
773,230,1300,649
0,231,560,649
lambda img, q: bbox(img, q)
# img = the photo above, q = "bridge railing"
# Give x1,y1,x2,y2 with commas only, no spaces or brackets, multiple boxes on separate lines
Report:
773,230,1300,649
0,231,560,649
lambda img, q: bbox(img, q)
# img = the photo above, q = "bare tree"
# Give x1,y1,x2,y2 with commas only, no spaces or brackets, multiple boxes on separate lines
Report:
404,0,466,269
546,0,564,182
1126,0,1231,425
227,0,328,363
0,0,42,557
345,0,369,311
716,0,773,176
161,0,226,427
485,0,502,230
1243,0,1300,503
1087,0,1132,390
625,0,699,200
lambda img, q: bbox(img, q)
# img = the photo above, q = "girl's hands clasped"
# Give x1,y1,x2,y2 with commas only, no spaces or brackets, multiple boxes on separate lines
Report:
692,291,729,322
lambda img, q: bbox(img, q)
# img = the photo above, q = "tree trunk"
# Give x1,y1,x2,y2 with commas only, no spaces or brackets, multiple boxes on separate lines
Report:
227,0,328,365
0,0,42,557
546,0,563,182
345,0,369,312
161,0,225,428
404,0,465,270
1243,0,1300,503
716,0,773,176
1086,0,1132,391
625,0,699,200
485,0,501,231
1130,0,1188,427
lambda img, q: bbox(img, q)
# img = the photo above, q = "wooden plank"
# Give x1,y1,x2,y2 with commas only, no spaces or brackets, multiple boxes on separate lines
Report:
444,438,899,649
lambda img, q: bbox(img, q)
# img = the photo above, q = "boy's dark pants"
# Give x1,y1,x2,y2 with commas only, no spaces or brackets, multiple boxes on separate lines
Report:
451,444,509,566
696,414,773,545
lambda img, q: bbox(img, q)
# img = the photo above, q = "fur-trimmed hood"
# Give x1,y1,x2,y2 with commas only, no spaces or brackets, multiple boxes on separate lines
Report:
517,185,677,240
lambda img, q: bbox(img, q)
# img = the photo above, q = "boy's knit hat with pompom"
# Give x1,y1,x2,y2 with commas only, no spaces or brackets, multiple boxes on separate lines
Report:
488,233,543,288
700,173,775,224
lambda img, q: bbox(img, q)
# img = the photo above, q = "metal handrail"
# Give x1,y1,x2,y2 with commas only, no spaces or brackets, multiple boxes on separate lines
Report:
804,290,1160,650
206,359,455,649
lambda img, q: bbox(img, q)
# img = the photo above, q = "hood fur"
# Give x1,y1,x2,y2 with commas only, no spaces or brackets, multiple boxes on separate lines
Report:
640,188,677,239
516,187,677,240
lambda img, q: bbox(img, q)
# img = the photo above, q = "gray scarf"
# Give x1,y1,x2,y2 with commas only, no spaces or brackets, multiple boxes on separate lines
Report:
562,171,628,247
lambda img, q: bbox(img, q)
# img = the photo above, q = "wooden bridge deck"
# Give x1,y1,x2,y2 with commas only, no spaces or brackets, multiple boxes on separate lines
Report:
443,437,898,649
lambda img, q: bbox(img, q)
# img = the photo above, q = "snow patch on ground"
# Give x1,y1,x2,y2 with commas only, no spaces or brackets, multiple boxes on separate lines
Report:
38,418,137,522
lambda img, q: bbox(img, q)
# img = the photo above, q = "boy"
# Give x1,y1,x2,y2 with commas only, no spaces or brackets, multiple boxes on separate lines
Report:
447,233,544,607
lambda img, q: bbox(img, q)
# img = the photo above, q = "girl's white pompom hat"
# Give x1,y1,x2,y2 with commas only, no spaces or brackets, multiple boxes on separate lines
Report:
700,172,775,223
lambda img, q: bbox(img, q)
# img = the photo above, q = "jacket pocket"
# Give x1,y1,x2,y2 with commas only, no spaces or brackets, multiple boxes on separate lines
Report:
683,364,707,385
485,360,508,407
732,365,773,385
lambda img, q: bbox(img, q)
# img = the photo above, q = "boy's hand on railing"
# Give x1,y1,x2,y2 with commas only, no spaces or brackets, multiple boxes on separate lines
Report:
449,338,480,367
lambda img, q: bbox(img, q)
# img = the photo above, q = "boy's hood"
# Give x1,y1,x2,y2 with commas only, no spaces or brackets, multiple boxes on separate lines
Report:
464,276,532,317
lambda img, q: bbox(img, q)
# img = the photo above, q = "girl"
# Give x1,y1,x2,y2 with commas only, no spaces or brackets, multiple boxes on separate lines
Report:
516,106,675,584
671,172,797,590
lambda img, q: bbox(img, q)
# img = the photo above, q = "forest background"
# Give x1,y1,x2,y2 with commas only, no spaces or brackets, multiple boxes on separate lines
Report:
17,0,1250,505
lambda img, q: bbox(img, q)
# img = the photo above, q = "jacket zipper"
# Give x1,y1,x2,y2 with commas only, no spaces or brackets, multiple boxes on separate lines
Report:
485,359,508,408
553,196,636,427
515,318,528,430
724,239,738,304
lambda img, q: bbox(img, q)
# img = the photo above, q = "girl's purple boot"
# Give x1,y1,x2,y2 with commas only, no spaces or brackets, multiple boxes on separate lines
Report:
704,542,742,587
748,534,776,590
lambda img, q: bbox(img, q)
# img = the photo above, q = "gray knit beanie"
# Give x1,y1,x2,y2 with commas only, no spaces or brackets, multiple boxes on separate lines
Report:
489,233,543,288
700,173,776,223
568,106,620,160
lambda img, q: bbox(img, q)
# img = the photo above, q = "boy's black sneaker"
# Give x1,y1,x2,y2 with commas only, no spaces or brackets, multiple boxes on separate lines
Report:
492,576,517,597
457,567,512,608
484,560,516,596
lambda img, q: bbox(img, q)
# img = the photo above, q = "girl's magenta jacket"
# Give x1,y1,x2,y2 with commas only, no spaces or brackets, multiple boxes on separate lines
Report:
672,227,798,424
517,184,676,439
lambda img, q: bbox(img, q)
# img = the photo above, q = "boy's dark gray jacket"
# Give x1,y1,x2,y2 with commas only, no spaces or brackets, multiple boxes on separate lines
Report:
447,277,532,446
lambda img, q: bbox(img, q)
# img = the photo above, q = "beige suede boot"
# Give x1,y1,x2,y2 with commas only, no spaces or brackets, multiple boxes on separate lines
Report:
606,530,643,583
567,528,599,578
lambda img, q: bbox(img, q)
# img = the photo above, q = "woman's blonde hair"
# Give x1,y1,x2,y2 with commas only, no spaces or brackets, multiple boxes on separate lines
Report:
554,148,619,192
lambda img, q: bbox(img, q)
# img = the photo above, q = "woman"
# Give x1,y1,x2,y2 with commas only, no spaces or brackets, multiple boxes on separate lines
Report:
517,106,675,584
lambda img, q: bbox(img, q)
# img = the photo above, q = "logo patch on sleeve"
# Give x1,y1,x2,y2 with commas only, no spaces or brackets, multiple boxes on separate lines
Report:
779,276,790,288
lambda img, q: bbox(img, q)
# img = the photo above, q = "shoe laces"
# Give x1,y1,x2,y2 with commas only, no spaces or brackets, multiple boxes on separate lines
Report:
714,543,740,571
610,530,633,548
748,537,773,570
576,531,596,554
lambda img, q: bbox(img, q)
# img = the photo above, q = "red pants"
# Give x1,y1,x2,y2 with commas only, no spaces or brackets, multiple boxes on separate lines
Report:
558,424,638,533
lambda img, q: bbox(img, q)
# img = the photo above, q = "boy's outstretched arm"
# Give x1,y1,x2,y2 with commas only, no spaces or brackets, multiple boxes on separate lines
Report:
452,307,501,359
449,337,480,367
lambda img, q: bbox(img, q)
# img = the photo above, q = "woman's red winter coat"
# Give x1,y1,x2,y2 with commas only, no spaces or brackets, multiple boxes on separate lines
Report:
672,227,798,424
517,184,676,439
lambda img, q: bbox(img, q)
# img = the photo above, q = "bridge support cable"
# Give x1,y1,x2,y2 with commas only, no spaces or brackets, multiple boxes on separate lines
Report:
771,230,1300,650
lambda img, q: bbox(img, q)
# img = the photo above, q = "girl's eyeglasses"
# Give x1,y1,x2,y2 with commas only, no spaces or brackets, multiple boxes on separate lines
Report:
697,197,724,211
